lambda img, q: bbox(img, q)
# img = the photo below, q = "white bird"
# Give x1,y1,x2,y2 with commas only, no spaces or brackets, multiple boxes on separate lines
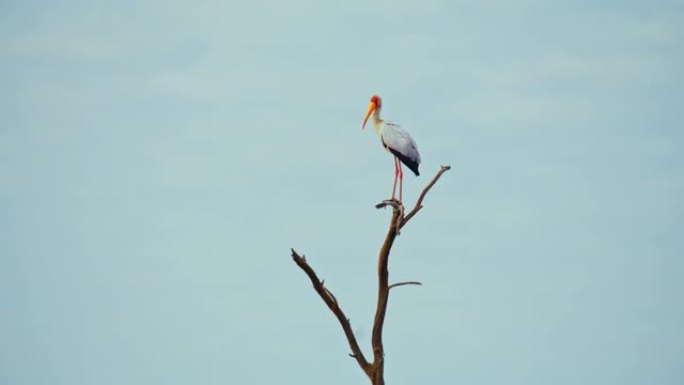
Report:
362,94,421,203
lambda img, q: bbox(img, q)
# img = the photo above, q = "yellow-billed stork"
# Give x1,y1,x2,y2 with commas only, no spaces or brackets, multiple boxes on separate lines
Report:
362,95,421,203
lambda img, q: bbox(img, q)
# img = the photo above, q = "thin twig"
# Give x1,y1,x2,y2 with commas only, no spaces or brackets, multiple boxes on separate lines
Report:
324,287,338,305
401,165,451,229
290,249,371,375
388,281,423,290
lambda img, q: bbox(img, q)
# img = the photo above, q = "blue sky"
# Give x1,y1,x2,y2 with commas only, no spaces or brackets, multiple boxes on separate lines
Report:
1,1,683,384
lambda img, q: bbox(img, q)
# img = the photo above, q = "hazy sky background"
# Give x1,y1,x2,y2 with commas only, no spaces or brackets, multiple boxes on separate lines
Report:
2,1,683,384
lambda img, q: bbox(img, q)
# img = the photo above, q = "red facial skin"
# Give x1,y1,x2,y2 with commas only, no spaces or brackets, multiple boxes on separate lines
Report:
370,95,382,109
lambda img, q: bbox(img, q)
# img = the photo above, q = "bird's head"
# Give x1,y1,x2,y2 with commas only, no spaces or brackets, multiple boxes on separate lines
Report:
362,94,382,129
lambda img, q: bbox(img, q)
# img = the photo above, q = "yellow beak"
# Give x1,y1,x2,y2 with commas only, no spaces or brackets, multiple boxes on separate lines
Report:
362,101,376,129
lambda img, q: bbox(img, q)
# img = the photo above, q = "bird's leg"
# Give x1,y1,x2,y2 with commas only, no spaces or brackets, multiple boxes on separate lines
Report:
398,162,404,203
391,157,399,201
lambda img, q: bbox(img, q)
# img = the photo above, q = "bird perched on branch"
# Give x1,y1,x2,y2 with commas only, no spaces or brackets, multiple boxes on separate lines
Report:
362,95,421,203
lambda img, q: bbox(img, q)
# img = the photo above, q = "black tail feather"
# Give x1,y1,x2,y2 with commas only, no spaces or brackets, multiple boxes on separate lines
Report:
388,147,420,176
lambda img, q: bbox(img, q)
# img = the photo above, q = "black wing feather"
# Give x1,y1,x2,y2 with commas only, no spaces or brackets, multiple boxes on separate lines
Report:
383,140,420,176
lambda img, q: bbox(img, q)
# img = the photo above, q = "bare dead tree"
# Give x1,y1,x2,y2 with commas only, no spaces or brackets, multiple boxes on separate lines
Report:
291,165,451,385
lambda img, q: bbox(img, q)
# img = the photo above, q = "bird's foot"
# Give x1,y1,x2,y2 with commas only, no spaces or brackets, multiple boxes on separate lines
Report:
375,198,404,210
375,199,401,209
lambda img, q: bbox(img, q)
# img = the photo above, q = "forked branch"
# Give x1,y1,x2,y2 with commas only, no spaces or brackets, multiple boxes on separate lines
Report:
401,165,451,228
291,165,451,385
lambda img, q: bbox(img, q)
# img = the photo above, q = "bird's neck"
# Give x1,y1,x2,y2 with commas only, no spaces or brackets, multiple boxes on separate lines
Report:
372,108,383,136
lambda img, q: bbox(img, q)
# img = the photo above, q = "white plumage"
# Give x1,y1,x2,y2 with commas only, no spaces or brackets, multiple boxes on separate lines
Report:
379,121,421,176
